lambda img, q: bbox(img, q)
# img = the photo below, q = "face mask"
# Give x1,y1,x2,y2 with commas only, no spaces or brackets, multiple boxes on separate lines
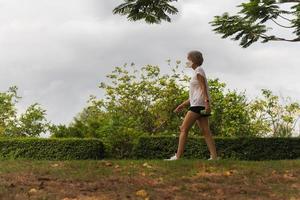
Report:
186,60,193,68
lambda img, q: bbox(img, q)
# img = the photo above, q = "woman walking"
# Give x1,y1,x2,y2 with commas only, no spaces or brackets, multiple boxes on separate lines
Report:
165,50,219,161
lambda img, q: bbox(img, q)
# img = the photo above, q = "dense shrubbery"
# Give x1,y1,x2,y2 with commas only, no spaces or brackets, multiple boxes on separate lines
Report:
0,137,104,160
133,136,300,160
0,136,298,160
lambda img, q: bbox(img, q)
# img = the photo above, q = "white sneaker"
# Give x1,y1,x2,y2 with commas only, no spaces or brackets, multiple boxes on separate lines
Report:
164,153,178,161
208,155,220,160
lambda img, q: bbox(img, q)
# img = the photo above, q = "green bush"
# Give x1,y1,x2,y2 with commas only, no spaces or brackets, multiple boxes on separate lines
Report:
1,136,299,160
0,138,105,160
133,136,300,160
102,130,141,159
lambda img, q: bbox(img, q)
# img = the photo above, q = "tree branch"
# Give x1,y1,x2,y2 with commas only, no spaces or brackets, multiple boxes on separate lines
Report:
278,14,294,22
270,18,295,28
261,34,300,42
278,0,300,3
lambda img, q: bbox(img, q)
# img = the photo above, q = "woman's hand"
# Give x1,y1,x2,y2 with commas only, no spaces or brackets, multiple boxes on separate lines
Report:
174,104,185,113
204,101,211,114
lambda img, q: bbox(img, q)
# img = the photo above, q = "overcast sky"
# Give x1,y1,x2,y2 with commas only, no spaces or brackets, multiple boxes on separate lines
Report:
0,0,299,130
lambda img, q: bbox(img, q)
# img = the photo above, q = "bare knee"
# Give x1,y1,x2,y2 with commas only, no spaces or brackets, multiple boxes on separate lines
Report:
179,125,189,134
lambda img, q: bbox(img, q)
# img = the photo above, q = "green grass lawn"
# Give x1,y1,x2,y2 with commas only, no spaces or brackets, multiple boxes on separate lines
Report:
0,159,299,200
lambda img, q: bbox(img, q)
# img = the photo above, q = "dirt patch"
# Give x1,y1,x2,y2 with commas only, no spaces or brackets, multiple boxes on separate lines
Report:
0,170,298,200
0,160,299,200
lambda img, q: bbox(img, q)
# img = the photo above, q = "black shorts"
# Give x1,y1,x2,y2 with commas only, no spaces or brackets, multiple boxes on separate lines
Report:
188,106,211,117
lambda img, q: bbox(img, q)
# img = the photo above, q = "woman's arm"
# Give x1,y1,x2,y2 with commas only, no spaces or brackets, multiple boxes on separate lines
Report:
180,99,190,107
174,99,190,113
197,74,211,113
196,74,209,102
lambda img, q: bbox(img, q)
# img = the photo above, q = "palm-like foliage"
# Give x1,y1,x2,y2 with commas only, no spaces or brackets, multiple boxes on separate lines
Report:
113,0,178,24
210,0,300,47
113,0,300,47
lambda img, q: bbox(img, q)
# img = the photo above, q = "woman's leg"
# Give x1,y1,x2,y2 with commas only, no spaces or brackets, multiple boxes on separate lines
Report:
176,111,201,158
196,117,218,159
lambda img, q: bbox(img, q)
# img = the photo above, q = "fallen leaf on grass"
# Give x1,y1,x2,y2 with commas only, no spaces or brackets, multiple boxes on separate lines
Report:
51,163,59,167
136,189,148,198
143,162,152,169
140,172,146,177
224,170,237,176
102,161,113,167
28,188,38,195
283,173,297,180
149,177,164,186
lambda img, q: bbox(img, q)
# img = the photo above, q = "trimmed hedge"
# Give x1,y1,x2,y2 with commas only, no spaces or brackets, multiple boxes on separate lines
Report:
133,136,300,160
0,138,105,160
1,136,299,160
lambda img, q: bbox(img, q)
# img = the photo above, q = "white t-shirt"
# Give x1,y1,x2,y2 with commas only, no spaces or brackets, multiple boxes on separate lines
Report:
189,66,211,107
